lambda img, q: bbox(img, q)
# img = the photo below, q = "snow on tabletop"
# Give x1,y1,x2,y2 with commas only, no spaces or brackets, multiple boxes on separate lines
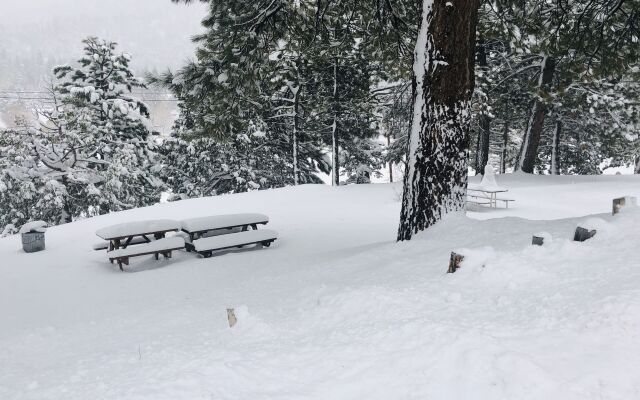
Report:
95,219,181,240
181,213,269,233
192,229,277,252
107,237,185,259
18,221,47,234
468,165,507,192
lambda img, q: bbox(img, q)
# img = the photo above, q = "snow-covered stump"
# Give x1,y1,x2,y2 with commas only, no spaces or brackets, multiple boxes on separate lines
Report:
532,236,544,246
227,308,237,328
447,252,464,274
574,227,596,242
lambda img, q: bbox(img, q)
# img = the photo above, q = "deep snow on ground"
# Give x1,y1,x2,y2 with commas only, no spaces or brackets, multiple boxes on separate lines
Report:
1,174,640,400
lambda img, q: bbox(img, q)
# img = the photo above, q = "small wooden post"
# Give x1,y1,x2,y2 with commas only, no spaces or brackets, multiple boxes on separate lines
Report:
574,227,596,242
532,236,544,246
227,308,237,328
447,252,464,273
612,197,626,215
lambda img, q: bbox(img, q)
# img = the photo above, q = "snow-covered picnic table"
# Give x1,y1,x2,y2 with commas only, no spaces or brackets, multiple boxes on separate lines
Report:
181,213,269,240
95,219,181,251
466,165,514,209
467,183,511,208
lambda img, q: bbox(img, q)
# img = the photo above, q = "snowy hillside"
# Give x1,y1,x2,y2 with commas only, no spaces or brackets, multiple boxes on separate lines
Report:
1,174,640,399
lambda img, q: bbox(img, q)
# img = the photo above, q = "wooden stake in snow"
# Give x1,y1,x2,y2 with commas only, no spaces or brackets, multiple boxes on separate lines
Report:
227,308,237,328
574,227,596,242
612,197,626,215
447,252,464,274
532,236,544,246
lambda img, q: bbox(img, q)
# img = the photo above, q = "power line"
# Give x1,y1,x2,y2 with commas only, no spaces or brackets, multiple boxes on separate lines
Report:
0,90,175,96
0,96,179,102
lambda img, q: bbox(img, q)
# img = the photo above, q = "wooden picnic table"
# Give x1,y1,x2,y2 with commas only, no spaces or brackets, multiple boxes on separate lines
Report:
467,185,510,209
95,219,181,251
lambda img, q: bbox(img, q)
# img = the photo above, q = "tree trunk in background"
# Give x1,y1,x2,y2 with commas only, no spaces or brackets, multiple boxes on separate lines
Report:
292,85,300,185
550,118,562,175
387,135,394,182
331,59,340,186
60,175,73,224
475,37,490,175
477,115,490,174
398,0,479,241
516,55,556,173
635,155,640,174
500,118,509,174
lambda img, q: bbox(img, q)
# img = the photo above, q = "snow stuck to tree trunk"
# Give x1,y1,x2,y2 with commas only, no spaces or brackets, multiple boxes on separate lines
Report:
1,175,640,399
404,0,434,196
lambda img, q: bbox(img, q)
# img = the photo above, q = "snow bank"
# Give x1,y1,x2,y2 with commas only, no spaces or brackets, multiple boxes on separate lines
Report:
1,175,640,400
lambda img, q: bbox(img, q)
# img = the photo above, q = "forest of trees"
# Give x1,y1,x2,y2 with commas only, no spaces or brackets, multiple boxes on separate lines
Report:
0,0,638,237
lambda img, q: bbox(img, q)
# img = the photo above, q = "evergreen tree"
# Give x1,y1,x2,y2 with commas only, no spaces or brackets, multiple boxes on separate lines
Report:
0,37,162,232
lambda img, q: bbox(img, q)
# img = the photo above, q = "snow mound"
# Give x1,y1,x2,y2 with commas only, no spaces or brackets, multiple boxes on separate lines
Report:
1,175,640,399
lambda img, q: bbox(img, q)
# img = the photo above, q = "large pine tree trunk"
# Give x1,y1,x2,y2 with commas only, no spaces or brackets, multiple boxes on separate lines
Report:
550,118,562,175
516,55,555,173
475,37,491,175
397,0,479,241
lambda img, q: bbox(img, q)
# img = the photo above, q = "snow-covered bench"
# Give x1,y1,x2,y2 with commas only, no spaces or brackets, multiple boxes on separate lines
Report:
181,213,269,241
495,198,515,208
108,237,185,271
188,229,278,258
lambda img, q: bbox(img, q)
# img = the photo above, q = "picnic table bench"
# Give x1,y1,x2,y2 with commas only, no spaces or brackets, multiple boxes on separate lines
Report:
181,213,269,241
188,229,278,258
108,237,186,271
96,219,181,251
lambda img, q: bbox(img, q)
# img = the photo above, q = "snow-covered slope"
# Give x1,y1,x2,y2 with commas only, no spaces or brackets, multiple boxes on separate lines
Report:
1,175,640,400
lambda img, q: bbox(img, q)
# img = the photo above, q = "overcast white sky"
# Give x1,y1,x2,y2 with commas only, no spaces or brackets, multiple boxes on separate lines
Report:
1,0,208,71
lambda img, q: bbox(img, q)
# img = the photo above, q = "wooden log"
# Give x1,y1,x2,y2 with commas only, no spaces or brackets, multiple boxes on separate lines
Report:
574,227,596,242
532,236,544,246
227,308,237,328
447,252,464,273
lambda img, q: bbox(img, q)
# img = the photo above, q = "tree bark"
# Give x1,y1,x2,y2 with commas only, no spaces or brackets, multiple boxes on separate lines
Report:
516,55,555,173
331,58,340,186
475,37,491,175
398,0,479,241
550,118,562,175
500,118,509,174
634,155,640,174
477,114,491,174
60,175,73,224
387,134,394,182
292,85,300,185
